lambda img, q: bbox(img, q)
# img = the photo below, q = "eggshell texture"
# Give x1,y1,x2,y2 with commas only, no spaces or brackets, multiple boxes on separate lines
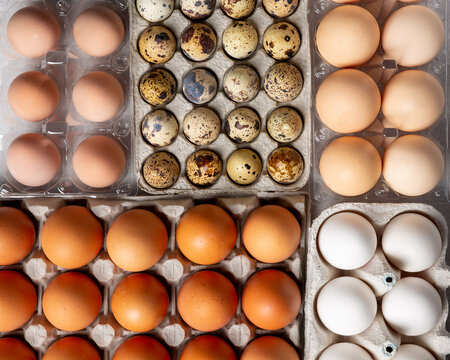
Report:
183,107,221,145
138,26,176,64
73,135,126,189
318,343,373,360
41,206,103,269
382,6,444,67
316,69,381,133
225,107,261,144
7,6,60,58
267,107,303,143
42,272,101,331
8,71,59,122
113,336,170,360
263,0,299,18
264,62,303,102
319,136,382,196
182,69,218,105
7,133,61,187
181,0,215,20
181,23,217,62
263,22,300,60
0,271,37,332
137,0,174,22
316,5,380,68
186,150,222,187
392,345,436,360
107,209,168,271
0,207,35,265
177,270,238,331
382,277,442,336
0,338,36,360
143,151,180,189
241,336,299,360
180,335,237,360
43,337,100,360
73,6,124,57
221,0,256,19
111,273,169,332
267,146,304,185
382,70,444,132
223,21,258,60
139,69,177,106
382,135,444,196
226,148,262,185
242,269,301,330
142,109,179,147
223,65,260,103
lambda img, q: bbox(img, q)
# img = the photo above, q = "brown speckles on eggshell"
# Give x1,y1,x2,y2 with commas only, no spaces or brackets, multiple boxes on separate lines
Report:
267,146,303,184
263,0,299,18
263,22,300,60
180,0,216,20
143,151,180,189
223,65,260,103
220,0,256,19
186,149,222,187
183,107,221,145
139,69,177,106
267,107,303,143
223,21,258,59
181,23,217,62
138,26,176,64
264,62,303,102
225,107,261,143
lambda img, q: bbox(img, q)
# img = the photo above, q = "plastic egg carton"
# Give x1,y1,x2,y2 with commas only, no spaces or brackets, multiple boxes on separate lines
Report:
310,0,449,203
305,202,450,360
131,0,312,194
0,193,306,359
0,0,135,197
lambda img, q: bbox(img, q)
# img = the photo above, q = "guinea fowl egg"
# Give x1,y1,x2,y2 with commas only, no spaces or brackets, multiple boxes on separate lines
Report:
142,151,180,189
43,337,100,360
241,336,299,360
137,0,174,22
225,107,261,144
226,149,262,185
138,26,176,64
181,0,215,20
181,23,217,62
186,149,222,187
0,338,36,360
223,21,258,60
183,107,221,145
318,343,373,360
181,335,236,360
392,345,436,360
113,336,170,360
141,109,179,147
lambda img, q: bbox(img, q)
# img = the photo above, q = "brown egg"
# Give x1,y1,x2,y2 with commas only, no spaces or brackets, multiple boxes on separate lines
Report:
41,206,103,269
42,272,102,331
241,336,299,360
8,71,60,122
113,336,170,360
242,269,301,330
0,207,35,265
176,204,236,265
112,273,169,332
243,205,300,263
177,271,238,331
0,270,37,332
0,338,36,360
107,209,168,271
43,337,100,360
181,335,237,360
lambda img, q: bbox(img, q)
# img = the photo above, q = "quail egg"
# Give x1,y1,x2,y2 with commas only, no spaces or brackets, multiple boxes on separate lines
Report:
227,148,262,185
181,23,217,62
221,0,256,19
136,0,174,22
182,68,218,104
264,62,302,102
138,26,176,64
225,107,261,143
139,69,177,106
263,0,299,18
267,107,303,142
223,21,258,59
180,0,215,20
143,151,180,189
184,107,221,145
263,22,300,60
142,109,179,147
186,149,222,187
223,65,260,103
267,146,303,184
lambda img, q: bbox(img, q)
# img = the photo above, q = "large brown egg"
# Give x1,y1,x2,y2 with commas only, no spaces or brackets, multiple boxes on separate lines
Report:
43,337,100,360
180,335,236,360
0,338,36,360
241,336,299,360
113,336,170,360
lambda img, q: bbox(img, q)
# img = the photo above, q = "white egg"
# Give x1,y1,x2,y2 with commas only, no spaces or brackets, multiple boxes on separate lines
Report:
319,342,373,360
318,212,377,270
382,277,442,336
382,213,442,272
136,0,174,22
317,277,377,336
392,345,435,360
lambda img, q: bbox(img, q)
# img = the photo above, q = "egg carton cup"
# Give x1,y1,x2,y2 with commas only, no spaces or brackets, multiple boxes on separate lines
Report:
310,0,449,203
305,202,450,360
131,0,312,194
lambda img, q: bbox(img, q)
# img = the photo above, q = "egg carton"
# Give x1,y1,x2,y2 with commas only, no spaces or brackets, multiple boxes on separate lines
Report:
310,0,449,203
132,0,312,194
0,193,307,359
0,0,136,197
305,202,450,360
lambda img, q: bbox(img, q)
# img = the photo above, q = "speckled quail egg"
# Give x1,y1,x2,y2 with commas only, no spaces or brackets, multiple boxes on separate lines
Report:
221,0,256,19
223,21,258,59
264,62,303,102
225,107,261,143
227,148,262,185
182,68,218,104
223,65,260,103
136,0,174,22
263,22,300,60
181,23,217,62
186,149,222,187
143,151,180,189
184,107,221,145
267,146,303,184
138,26,176,64
180,0,215,20
142,109,179,147
263,0,299,18
267,107,303,142
139,69,177,106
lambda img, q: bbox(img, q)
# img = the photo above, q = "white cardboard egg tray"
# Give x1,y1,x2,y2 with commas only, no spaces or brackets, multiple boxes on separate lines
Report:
0,0,136,197
131,0,312,194
310,0,450,203
305,202,450,360
0,193,306,359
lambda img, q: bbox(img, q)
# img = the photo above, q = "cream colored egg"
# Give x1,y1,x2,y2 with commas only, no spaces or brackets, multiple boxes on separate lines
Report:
226,149,262,185
223,21,258,59
224,65,260,103
263,22,300,60
183,107,220,146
